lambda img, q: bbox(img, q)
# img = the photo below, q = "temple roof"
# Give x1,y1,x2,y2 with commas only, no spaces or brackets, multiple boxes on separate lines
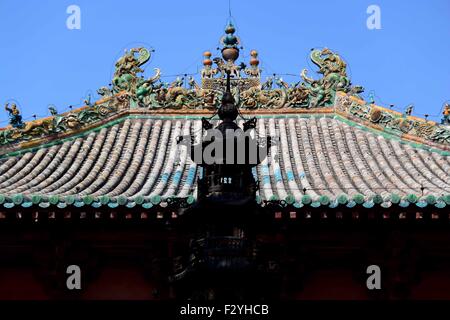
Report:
0,105,449,210
1,44,449,210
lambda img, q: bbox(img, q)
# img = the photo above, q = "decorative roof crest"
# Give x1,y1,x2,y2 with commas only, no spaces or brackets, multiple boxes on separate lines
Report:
1,23,449,150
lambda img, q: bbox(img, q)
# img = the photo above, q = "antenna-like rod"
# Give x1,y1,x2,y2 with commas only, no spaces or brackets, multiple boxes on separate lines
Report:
226,70,231,93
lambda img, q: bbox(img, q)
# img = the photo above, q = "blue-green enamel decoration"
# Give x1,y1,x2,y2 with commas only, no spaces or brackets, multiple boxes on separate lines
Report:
134,195,145,205
435,201,446,209
39,202,50,208
91,202,101,208
99,196,110,204
21,202,32,208
352,193,365,205
0,192,445,210
390,193,401,204
311,201,321,208
107,202,118,208
151,195,161,205
337,194,348,205
363,201,374,209
269,195,279,201
187,195,196,205
406,194,418,203
74,201,85,207
4,202,14,209
48,195,59,205
346,200,356,208
126,202,136,208
399,200,410,208
117,195,127,206
380,202,392,208
416,201,428,208
329,200,339,208
319,195,330,206
31,194,42,204
83,195,94,205
293,202,303,208
99,195,110,205
65,195,75,205
301,194,312,205
142,202,153,209
57,202,67,209
285,194,295,205
372,194,383,205
426,195,436,205
12,194,23,205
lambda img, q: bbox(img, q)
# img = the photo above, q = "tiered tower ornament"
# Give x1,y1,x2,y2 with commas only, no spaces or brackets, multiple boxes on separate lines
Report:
201,22,261,91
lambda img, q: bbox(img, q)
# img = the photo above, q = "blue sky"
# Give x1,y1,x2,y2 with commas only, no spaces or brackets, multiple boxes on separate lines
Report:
0,0,449,125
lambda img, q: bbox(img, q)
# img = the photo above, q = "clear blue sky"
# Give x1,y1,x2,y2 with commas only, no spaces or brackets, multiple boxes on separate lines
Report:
0,0,449,125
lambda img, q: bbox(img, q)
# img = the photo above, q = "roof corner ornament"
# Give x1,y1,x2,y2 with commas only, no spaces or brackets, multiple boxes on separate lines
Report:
0,95,119,145
336,92,450,145
4,103,24,129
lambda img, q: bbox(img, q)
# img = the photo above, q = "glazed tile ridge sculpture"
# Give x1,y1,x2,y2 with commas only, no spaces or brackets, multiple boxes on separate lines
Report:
0,23,448,150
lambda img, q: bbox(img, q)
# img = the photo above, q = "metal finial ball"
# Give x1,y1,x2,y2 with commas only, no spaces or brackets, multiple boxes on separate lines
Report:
225,23,235,34
222,47,239,62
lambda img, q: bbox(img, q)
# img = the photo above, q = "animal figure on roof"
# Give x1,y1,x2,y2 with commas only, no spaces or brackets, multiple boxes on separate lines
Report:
4,103,24,129
213,57,244,78
441,103,450,125
112,47,161,104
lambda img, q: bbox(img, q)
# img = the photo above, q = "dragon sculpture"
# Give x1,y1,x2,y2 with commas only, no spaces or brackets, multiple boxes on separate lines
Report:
110,47,161,107
297,48,363,108
235,48,363,109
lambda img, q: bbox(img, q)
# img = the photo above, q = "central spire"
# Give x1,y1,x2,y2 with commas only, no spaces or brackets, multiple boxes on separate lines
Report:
201,19,261,91
220,22,240,63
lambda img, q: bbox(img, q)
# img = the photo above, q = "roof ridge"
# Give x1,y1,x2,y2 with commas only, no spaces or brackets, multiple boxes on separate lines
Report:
0,111,449,160
335,93,450,151
2,47,448,152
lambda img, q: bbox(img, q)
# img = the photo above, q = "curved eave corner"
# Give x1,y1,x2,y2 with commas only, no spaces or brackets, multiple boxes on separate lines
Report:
335,92,450,153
